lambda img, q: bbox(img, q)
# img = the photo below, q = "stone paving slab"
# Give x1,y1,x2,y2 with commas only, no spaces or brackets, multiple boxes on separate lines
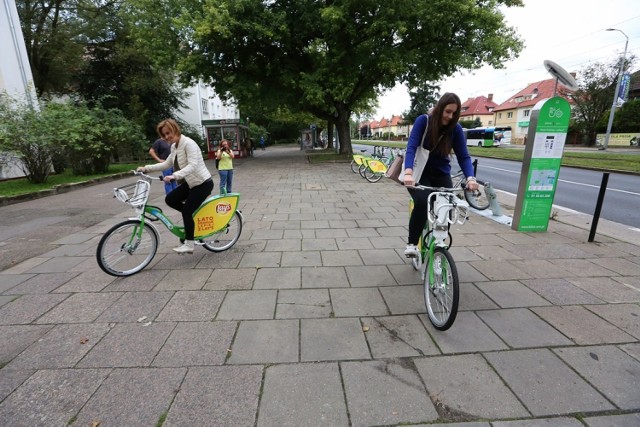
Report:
476,308,573,348
0,325,52,365
300,318,370,361
342,359,438,426
531,305,635,345
421,311,509,353
0,368,109,426
485,349,615,416
73,367,186,427
361,315,440,358
553,345,640,410
276,289,332,318
228,319,298,364
258,363,348,427
165,365,262,426
414,354,529,420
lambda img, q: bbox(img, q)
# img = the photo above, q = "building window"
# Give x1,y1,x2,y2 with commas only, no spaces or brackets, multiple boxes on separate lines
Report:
523,109,530,117
201,98,208,113
498,113,502,119
507,112,513,119
488,120,493,125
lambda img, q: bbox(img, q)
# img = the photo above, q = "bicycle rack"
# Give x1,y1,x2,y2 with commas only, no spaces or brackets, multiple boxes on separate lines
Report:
484,182,503,216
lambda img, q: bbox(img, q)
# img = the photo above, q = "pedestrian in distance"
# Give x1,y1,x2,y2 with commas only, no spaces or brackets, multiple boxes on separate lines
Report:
149,137,177,195
402,92,479,258
137,119,213,254
216,139,235,194
259,135,266,150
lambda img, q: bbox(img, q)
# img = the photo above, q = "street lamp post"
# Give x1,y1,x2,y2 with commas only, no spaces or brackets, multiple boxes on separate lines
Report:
600,28,629,151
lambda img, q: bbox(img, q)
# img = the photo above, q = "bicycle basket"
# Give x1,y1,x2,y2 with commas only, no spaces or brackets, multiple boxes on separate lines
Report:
114,180,150,207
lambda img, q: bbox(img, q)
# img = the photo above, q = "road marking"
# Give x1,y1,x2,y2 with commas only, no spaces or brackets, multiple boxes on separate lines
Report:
484,165,640,197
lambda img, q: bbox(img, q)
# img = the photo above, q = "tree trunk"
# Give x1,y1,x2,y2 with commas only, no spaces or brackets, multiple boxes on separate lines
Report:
335,108,352,155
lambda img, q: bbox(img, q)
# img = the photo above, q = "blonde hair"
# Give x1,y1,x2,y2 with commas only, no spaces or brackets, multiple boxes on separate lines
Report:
156,119,181,138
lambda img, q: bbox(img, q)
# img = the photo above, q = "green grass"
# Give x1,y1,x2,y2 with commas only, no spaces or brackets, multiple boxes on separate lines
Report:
467,147,640,173
0,163,138,197
353,141,640,174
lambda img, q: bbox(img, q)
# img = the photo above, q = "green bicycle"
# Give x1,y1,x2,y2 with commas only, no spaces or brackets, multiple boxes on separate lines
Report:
408,185,470,330
96,171,243,277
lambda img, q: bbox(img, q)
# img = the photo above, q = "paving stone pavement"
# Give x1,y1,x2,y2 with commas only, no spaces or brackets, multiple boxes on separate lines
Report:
0,145,639,427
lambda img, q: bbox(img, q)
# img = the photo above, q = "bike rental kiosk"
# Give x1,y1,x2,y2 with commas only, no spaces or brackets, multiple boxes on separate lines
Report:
512,61,576,232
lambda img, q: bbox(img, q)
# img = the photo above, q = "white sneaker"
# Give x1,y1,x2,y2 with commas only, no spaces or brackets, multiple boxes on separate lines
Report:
173,241,194,254
404,244,418,258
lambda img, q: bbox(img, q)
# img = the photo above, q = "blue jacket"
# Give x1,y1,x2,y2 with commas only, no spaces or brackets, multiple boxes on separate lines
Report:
405,114,474,180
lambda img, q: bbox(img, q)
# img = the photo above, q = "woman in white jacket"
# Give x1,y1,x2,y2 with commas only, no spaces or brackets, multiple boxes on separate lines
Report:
138,119,213,254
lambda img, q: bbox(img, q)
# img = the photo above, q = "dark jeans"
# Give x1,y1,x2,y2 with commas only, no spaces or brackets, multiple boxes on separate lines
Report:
165,178,213,240
407,172,452,245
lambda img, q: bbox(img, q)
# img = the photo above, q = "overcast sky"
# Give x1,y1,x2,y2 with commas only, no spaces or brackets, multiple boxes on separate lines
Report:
375,0,640,118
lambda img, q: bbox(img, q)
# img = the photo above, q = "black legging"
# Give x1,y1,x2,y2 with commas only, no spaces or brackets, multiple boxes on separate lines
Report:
407,171,452,245
165,179,214,240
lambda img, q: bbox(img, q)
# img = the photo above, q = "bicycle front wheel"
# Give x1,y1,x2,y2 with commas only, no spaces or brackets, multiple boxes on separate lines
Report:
96,220,159,277
364,168,383,183
464,180,490,210
350,159,362,173
201,211,243,252
424,247,459,330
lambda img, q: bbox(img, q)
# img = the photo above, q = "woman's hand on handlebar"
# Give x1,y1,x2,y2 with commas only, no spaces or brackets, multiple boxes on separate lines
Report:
465,179,479,191
403,174,415,187
163,175,176,183
136,166,146,173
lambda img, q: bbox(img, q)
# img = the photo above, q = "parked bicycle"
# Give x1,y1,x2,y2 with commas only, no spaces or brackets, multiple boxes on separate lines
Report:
451,169,490,210
408,185,470,330
96,171,243,277
354,148,403,183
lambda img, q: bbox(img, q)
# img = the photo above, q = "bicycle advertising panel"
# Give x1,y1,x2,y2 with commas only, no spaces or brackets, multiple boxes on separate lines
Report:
193,194,239,237
512,96,571,232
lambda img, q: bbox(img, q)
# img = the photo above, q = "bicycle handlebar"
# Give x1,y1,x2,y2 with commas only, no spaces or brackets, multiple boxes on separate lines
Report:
407,185,465,192
132,170,166,182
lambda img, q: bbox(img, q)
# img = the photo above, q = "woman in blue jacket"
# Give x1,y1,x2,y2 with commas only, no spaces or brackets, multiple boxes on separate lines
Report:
402,93,479,258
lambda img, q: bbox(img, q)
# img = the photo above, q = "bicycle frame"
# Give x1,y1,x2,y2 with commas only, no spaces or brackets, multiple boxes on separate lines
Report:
410,187,469,279
119,172,241,240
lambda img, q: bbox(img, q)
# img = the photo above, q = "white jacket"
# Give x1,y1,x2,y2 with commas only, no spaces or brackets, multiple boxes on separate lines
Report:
145,135,211,188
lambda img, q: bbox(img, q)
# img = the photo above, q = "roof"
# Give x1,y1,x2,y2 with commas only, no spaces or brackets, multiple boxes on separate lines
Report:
460,95,498,117
494,77,574,111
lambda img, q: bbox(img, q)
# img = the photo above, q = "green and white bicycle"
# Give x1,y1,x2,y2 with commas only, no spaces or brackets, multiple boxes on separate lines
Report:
409,185,470,330
96,171,243,277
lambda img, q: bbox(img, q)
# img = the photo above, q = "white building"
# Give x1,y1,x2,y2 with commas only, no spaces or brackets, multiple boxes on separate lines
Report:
0,0,38,179
178,81,240,138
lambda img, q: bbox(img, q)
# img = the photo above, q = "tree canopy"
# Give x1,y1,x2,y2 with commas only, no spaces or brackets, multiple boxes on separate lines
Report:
168,0,524,153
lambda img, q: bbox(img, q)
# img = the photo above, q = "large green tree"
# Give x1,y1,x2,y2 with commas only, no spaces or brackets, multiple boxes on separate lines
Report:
168,0,523,154
569,56,636,145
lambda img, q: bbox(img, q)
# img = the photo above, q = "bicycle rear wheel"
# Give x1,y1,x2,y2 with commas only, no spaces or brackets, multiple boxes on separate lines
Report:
464,180,490,210
96,220,158,277
424,247,459,330
201,211,243,252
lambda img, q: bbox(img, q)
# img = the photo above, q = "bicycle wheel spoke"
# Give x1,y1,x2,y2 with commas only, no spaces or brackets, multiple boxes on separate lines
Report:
424,248,459,330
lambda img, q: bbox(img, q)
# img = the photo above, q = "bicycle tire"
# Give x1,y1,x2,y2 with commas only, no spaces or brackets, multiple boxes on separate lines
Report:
201,211,243,252
350,159,359,173
358,163,367,178
96,220,159,277
464,180,490,210
364,168,383,183
424,247,459,331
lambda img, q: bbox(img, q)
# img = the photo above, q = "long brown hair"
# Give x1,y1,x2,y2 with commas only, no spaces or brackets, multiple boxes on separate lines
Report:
428,92,461,157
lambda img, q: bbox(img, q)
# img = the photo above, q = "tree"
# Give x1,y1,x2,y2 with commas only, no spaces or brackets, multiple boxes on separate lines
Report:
569,56,636,145
403,84,440,124
168,0,523,154
16,0,121,96
613,99,640,134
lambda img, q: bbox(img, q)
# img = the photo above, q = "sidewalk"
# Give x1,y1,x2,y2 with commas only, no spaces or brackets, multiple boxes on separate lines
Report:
0,145,639,426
